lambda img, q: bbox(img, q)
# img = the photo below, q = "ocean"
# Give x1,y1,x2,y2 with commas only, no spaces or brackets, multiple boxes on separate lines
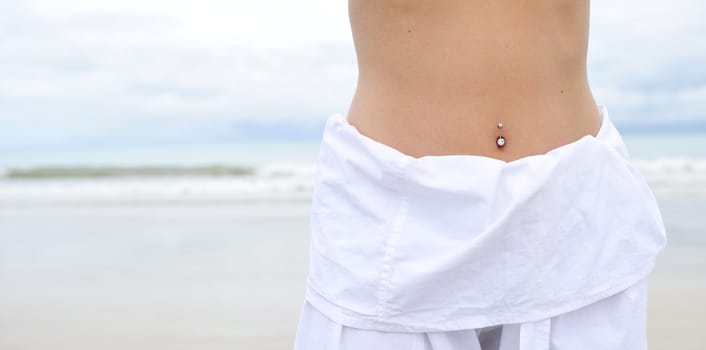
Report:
0,133,705,349
1,134,705,204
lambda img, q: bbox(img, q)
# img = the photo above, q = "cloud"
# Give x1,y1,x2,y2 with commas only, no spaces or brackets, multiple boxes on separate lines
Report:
0,0,356,125
588,0,706,123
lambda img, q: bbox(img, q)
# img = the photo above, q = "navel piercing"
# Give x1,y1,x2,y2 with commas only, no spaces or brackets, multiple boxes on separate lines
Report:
496,121,506,148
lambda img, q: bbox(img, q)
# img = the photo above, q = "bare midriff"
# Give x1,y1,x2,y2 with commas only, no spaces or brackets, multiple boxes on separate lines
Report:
346,0,602,162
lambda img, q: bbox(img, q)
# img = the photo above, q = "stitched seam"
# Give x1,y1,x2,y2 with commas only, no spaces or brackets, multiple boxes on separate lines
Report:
375,159,411,325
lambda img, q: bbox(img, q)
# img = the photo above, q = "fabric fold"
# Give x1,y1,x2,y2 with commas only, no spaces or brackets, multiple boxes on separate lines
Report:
304,103,667,332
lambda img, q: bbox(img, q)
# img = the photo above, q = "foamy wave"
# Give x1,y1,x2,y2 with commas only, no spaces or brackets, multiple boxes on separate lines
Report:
632,157,706,174
632,157,706,185
0,162,319,205
1,158,704,205
255,162,317,178
0,177,317,205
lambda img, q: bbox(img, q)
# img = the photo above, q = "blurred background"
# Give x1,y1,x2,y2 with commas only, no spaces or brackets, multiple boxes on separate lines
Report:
0,0,704,349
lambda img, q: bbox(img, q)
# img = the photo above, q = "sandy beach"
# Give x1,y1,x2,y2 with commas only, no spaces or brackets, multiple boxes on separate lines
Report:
0,202,310,350
0,187,704,349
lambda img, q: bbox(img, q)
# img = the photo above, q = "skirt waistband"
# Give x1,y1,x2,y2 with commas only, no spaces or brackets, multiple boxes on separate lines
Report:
322,104,630,195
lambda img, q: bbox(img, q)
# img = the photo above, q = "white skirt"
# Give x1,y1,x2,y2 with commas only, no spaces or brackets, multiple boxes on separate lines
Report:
293,277,648,350
304,103,666,332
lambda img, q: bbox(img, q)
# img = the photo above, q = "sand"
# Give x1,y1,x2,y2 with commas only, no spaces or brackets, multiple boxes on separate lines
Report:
0,192,704,349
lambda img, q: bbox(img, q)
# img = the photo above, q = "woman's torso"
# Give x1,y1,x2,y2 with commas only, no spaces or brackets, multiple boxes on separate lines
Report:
346,0,602,162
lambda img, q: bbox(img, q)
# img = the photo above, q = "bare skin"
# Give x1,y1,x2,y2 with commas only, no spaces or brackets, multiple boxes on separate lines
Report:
346,0,603,162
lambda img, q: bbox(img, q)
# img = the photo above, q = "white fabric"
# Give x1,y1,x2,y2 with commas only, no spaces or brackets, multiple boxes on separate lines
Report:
303,103,666,333
293,277,649,350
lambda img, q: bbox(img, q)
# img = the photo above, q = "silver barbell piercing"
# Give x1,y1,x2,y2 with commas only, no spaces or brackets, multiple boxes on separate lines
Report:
496,122,505,148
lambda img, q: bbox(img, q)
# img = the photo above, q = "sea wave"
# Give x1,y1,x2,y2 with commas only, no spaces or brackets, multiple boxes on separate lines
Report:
0,158,703,205
1,164,256,178
0,162,317,205
632,157,706,175
631,157,706,190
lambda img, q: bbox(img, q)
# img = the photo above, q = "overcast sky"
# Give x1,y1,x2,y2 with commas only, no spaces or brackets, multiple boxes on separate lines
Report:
1,0,705,148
